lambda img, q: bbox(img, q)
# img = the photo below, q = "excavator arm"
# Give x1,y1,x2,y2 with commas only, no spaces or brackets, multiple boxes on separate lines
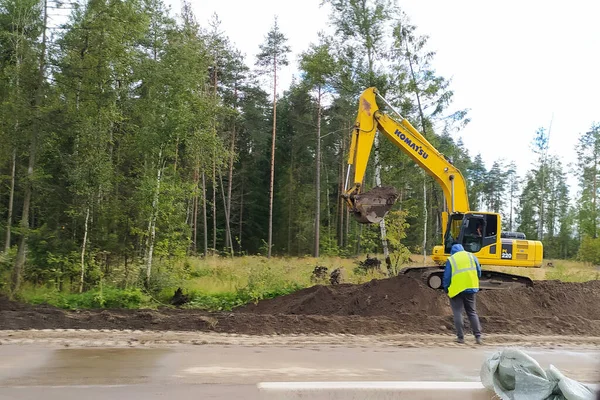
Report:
344,87,470,223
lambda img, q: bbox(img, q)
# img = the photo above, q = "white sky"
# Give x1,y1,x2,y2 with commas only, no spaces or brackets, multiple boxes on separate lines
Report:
170,0,600,192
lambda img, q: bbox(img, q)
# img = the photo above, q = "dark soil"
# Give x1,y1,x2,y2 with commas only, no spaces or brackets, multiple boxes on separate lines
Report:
240,276,600,321
2,276,600,336
239,275,450,317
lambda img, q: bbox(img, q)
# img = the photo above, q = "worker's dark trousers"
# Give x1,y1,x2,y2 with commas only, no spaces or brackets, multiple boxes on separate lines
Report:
450,292,482,340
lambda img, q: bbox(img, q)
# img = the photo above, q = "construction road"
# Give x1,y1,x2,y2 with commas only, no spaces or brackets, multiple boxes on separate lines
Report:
0,332,598,400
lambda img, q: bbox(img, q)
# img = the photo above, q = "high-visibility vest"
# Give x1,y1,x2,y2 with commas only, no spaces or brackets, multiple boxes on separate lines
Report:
447,251,479,298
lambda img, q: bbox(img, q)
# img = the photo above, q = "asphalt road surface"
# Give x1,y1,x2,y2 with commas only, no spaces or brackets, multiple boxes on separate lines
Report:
0,342,598,399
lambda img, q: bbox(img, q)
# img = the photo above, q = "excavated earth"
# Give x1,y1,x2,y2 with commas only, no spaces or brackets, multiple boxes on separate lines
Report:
2,275,600,336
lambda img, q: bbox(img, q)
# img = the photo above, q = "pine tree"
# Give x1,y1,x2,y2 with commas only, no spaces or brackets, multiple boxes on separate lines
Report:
255,16,290,258
299,35,337,257
576,123,600,238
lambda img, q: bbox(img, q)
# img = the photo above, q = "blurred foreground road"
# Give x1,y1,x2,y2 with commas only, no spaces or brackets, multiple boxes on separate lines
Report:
0,337,598,399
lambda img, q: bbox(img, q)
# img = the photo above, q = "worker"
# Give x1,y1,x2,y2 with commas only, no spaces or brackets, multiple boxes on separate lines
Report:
443,244,483,345
475,222,483,237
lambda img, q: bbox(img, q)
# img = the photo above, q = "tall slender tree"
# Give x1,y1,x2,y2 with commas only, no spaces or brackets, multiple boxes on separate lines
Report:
11,0,47,294
299,35,337,257
576,123,600,239
255,16,290,258
0,0,42,253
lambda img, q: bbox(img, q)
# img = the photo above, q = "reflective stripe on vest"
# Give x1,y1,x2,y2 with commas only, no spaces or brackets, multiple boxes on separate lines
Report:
447,251,479,298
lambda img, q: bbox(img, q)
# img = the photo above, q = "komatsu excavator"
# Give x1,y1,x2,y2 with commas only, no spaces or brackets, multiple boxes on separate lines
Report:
343,87,543,290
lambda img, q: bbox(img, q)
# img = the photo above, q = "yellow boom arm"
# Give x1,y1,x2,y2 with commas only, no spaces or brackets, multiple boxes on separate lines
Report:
345,87,470,214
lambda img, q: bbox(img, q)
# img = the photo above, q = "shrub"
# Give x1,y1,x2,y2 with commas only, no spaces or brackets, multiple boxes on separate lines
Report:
19,286,151,309
577,237,600,266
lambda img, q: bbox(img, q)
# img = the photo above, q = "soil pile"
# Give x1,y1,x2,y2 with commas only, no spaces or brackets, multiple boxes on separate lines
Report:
239,275,451,317
240,275,600,322
478,280,600,320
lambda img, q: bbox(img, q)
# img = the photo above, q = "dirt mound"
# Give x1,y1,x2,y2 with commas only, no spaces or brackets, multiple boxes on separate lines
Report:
240,275,600,323
239,275,451,317
478,280,600,320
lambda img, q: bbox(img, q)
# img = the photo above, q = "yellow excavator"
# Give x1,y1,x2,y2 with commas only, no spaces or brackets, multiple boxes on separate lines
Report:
343,87,543,290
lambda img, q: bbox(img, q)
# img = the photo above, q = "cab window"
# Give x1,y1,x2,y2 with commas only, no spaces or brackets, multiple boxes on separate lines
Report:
482,214,498,247
462,217,484,253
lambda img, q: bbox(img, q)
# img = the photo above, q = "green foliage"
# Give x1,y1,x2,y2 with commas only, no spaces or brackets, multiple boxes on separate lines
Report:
385,210,412,273
577,237,600,266
18,286,152,309
255,16,291,73
576,124,600,239
186,283,304,312
546,263,600,283
0,247,15,291
299,36,338,89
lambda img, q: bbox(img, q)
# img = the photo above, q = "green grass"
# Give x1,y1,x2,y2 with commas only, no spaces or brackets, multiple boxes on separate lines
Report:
158,255,388,310
544,259,600,282
485,259,600,282
17,285,152,309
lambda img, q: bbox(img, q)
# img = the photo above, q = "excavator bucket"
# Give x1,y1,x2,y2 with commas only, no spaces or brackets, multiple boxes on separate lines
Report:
351,186,399,224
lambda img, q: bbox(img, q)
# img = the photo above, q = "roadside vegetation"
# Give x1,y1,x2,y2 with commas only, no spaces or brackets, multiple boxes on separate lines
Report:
3,255,389,310
3,254,598,311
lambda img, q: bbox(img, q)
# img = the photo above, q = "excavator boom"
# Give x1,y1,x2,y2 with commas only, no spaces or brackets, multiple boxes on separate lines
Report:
344,87,469,223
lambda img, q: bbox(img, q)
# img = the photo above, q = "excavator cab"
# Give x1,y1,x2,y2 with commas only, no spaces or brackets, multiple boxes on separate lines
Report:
441,212,499,255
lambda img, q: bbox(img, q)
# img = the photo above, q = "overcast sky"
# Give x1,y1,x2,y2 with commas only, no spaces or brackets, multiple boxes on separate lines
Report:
167,0,600,192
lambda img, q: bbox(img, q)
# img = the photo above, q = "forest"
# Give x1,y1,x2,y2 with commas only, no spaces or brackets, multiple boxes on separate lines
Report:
0,0,599,303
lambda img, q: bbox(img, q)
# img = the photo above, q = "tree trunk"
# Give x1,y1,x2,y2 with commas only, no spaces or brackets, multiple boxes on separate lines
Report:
226,128,235,251
202,172,208,257
323,152,331,245
12,0,47,295
423,175,427,266
373,133,391,273
173,134,179,172
239,175,244,253
338,132,346,248
267,55,277,258
287,150,294,253
345,207,350,247
539,163,545,241
226,84,238,251
314,88,322,258
192,164,199,254
4,149,16,252
218,171,234,257
146,151,163,287
509,179,514,231
79,206,90,293
212,159,217,254
593,154,597,238
12,151,34,294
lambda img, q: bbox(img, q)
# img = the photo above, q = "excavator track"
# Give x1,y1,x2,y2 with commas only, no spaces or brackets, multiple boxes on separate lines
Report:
398,266,533,291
